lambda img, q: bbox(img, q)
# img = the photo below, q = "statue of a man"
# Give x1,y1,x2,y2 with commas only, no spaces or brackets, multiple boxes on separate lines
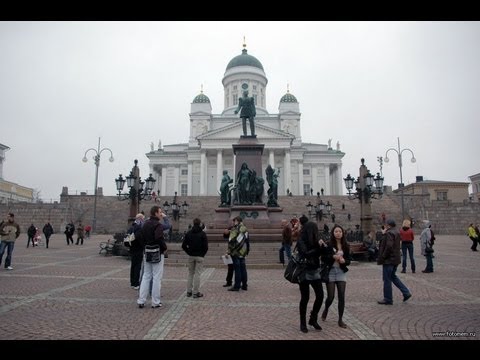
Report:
328,138,332,149
234,90,256,137
236,162,253,204
336,141,340,151
219,170,233,206
150,142,154,151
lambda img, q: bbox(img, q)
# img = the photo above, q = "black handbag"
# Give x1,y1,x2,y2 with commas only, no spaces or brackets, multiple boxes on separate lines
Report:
425,247,434,254
145,245,161,263
320,264,330,283
284,253,307,284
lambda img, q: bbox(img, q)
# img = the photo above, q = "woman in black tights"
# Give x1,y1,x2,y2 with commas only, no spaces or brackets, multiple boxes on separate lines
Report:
321,224,351,329
296,215,327,333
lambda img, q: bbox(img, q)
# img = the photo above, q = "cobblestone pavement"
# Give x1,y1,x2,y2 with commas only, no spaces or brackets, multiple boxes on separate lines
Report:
0,234,478,340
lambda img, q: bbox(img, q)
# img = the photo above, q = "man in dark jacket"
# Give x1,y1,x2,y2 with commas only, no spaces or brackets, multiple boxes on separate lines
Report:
137,206,170,309
182,218,208,298
126,213,145,289
27,224,36,248
377,219,412,305
42,222,54,249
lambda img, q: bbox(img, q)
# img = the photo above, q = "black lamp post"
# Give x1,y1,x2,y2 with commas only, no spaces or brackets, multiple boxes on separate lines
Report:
115,159,156,225
306,199,333,222
344,158,384,238
163,191,189,226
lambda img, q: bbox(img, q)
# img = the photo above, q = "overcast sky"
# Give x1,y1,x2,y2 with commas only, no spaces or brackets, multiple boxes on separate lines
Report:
1,21,479,201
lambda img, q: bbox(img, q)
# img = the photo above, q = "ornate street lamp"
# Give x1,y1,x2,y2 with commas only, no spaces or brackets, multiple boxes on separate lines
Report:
306,199,333,222
115,159,156,225
82,137,114,233
163,191,189,222
384,137,416,221
344,158,384,238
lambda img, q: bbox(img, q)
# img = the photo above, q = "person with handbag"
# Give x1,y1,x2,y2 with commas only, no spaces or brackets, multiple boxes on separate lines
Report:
126,213,145,290
420,221,434,273
320,224,351,329
137,206,170,309
296,215,327,333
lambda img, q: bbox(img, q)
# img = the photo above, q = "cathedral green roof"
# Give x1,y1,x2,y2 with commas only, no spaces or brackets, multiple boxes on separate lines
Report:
226,49,264,71
193,93,210,103
280,92,298,103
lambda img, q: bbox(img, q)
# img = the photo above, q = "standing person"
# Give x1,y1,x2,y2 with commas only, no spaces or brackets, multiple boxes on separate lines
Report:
227,216,249,291
222,226,234,287
400,219,416,273
76,221,85,245
377,219,412,305
27,224,36,248
126,213,145,290
0,213,21,270
182,218,209,298
321,224,351,328
467,223,478,251
291,216,301,243
42,222,54,249
137,205,170,309
420,222,434,273
84,224,91,239
64,221,75,245
278,219,292,265
296,215,325,333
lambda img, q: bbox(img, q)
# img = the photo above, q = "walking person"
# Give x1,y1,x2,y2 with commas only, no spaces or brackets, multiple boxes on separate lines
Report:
321,224,351,329
75,221,85,245
467,223,478,251
126,213,145,290
278,219,292,265
400,219,415,273
64,221,75,245
42,222,54,249
377,219,412,305
27,224,36,248
227,216,249,292
420,221,434,273
137,205,170,309
182,218,209,298
296,215,326,333
0,213,21,270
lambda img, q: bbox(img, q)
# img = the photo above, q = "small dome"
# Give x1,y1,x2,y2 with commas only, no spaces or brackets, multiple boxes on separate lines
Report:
280,92,298,103
226,48,264,71
193,93,210,103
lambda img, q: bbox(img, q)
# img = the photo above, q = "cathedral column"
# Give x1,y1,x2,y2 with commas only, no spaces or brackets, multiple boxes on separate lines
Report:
269,150,275,167
200,151,207,195
324,164,331,195
217,150,223,193
336,163,343,195
174,166,180,194
187,162,193,196
161,167,167,196
312,165,318,195
284,150,291,195
298,161,304,196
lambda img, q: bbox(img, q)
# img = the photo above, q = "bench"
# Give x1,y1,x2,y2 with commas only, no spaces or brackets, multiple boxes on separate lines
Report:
99,241,114,256
348,242,369,261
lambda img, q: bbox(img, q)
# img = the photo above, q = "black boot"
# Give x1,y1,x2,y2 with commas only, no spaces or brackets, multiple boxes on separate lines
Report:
308,311,322,330
300,308,308,333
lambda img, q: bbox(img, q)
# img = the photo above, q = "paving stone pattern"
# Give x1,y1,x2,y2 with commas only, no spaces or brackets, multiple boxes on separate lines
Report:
0,234,478,340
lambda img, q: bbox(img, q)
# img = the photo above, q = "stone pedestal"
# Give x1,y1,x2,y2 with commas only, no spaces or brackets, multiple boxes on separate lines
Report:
232,136,264,179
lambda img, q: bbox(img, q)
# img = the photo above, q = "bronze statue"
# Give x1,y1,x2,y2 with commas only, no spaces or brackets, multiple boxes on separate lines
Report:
219,170,233,206
234,90,256,137
234,162,264,205
266,165,279,207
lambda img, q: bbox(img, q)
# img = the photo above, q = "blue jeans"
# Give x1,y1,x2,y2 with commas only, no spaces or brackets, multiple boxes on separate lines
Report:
232,256,247,289
279,244,292,264
425,253,434,272
401,242,416,272
382,264,410,303
0,241,15,268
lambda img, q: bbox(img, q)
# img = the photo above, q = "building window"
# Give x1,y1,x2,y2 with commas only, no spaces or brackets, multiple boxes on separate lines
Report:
226,97,229,107
303,169,310,175
181,169,188,176
436,191,448,201
181,184,188,196
233,85,237,90
233,94,238,105
253,94,257,105
253,85,257,90
303,184,310,196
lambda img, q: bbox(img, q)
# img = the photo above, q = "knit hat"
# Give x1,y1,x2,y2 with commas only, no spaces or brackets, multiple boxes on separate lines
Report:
386,219,396,227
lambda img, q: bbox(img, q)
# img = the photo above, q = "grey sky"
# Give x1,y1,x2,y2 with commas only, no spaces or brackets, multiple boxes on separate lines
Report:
1,21,478,201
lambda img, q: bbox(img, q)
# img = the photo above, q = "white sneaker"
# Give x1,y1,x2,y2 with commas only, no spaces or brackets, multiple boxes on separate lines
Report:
133,286,139,290
6,266,13,270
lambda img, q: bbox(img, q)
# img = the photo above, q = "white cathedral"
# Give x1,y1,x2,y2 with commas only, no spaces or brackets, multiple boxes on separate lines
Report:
146,45,345,198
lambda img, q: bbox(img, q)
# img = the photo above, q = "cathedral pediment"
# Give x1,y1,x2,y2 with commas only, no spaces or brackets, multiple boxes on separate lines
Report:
197,122,295,141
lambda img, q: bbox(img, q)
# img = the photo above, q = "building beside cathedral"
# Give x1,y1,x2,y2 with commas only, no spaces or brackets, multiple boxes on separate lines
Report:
146,45,345,198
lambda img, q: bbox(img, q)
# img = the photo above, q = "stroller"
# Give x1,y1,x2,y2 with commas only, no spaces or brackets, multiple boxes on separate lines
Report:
34,228,44,247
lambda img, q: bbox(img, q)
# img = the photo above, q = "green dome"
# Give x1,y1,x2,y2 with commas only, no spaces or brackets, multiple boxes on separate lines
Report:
193,93,210,103
280,92,298,103
226,49,264,71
